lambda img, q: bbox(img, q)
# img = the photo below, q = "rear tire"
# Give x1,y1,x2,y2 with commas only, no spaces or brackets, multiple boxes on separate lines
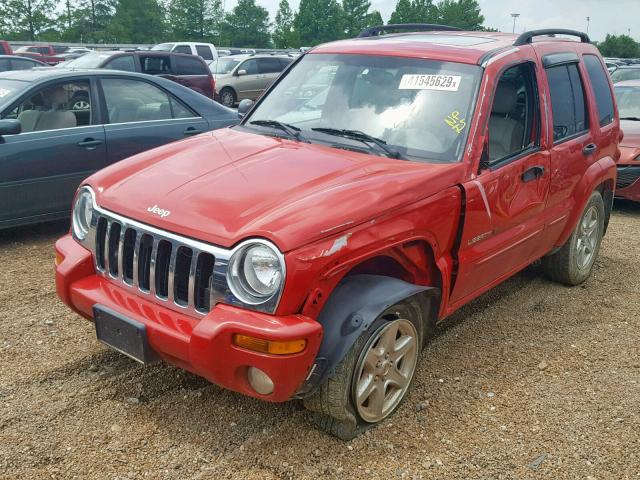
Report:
219,88,236,108
304,298,426,440
542,190,605,285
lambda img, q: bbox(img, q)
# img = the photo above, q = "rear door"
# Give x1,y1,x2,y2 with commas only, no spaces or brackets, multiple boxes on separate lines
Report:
0,77,106,226
538,54,599,243
450,56,552,306
170,55,213,98
99,76,209,164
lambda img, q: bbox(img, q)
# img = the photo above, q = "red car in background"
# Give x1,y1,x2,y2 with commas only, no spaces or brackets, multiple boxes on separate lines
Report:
14,45,66,65
613,80,640,201
0,40,13,55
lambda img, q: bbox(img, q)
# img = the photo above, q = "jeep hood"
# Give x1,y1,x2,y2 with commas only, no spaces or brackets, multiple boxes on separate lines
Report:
89,128,464,252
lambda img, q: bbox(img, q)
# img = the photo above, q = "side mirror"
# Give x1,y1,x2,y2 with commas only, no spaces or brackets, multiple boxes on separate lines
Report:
237,99,254,117
236,69,247,76
0,119,21,136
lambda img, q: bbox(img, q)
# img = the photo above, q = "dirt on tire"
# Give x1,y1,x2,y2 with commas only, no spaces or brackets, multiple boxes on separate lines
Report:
1,202,639,480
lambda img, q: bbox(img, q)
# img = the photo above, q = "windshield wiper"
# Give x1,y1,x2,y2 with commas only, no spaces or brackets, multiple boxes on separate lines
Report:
311,128,403,159
249,120,306,141
621,116,640,121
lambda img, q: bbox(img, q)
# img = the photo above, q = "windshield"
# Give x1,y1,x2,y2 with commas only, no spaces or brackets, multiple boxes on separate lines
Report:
244,53,482,163
64,52,112,68
211,57,241,74
615,85,640,119
611,68,640,83
0,79,29,104
151,43,174,52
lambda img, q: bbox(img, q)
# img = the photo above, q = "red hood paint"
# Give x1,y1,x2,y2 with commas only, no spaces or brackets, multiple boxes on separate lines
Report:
88,128,463,252
619,120,640,164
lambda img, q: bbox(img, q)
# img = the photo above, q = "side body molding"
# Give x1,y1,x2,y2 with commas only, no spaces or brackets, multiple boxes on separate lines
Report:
295,274,438,397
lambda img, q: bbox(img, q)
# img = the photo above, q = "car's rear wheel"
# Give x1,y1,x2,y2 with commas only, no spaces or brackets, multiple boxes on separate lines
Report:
303,299,424,440
219,88,236,108
542,190,605,285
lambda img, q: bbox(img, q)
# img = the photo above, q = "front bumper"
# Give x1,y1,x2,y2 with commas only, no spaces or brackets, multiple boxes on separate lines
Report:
55,234,323,402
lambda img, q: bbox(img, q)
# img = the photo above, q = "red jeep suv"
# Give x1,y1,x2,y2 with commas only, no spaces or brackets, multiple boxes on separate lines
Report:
55,25,620,439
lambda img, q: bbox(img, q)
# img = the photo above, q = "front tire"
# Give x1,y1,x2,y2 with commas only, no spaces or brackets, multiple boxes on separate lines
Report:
304,299,424,440
542,190,605,285
219,88,236,108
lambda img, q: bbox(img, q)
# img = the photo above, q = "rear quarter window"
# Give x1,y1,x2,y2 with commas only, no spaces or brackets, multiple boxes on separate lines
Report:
583,55,615,126
195,45,213,60
174,56,207,75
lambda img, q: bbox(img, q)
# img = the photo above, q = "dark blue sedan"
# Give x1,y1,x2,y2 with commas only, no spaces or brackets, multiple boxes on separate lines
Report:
0,68,238,228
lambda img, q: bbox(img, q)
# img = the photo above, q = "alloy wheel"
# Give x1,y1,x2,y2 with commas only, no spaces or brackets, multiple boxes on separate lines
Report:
353,318,419,423
576,205,599,270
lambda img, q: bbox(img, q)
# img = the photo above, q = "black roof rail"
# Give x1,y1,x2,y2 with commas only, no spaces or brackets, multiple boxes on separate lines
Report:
358,23,462,38
514,29,590,46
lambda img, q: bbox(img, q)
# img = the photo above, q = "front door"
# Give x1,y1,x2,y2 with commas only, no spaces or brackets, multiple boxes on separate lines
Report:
234,59,262,100
450,60,551,306
99,76,209,163
0,77,106,226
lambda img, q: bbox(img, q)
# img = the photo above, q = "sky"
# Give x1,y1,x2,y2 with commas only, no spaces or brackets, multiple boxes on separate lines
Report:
220,0,640,43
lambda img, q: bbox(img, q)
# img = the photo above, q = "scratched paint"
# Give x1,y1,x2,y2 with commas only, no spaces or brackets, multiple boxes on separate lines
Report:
322,233,352,257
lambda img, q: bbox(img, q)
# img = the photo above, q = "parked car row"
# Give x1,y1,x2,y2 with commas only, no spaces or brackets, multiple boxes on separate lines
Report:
43,25,632,442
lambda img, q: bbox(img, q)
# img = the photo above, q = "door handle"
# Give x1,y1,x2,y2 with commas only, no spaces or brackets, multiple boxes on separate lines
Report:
521,165,545,183
582,143,597,156
77,138,102,149
183,127,204,136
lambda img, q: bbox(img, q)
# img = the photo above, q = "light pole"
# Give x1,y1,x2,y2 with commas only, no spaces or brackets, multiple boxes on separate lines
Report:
586,16,590,35
511,13,520,34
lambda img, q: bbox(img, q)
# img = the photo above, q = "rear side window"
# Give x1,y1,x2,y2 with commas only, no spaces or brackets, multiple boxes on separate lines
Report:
583,55,615,127
195,45,213,60
546,63,589,142
104,55,136,72
10,59,37,70
173,45,192,55
141,56,171,75
174,56,207,75
258,58,285,74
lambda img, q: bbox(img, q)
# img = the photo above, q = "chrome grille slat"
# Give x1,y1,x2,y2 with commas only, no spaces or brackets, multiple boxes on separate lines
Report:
103,220,112,275
148,238,159,296
187,252,198,309
167,246,178,303
132,231,142,287
117,228,126,280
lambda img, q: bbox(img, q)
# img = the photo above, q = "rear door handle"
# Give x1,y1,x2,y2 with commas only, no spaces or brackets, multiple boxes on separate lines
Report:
77,138,103,149
521,165,545,183
583,143,597,155
183,127,205,136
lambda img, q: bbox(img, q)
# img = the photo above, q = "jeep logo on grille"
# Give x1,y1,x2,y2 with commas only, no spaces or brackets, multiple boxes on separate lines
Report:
147,205,171,218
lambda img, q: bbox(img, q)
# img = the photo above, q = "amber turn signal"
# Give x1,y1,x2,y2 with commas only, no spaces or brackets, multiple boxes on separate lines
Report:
233,334,306,355
55,252,64,266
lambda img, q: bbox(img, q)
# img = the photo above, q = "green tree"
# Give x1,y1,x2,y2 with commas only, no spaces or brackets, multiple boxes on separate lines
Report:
342,0,370,37
272,0,298,48
294,0,344,46
4,0,57,40
168,0,223,41
389,0,413,24
108,0,166,43
220,0,271,48
597,34,640,59
412,0,437,23
436,0,484,30
365,10,383,28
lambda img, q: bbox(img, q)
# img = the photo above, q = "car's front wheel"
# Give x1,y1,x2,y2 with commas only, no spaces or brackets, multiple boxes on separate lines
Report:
542,190,605,285
219,88,236,108
304,299,424,440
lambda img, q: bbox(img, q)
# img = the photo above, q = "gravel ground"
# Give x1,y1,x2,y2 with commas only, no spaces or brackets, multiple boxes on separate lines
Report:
1,202,639,480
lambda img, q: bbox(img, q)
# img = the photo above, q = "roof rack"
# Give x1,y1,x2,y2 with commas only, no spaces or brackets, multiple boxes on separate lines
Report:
357,23,462,38
513,29,590,46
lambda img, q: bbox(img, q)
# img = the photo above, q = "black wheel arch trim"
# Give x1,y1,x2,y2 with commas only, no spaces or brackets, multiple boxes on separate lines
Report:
295,274,439,398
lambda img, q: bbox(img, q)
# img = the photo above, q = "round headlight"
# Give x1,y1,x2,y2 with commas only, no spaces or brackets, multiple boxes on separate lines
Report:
228,242,284,304
72,188,94,241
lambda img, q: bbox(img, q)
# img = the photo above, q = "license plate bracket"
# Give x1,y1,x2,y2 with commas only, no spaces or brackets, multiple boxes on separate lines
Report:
93,305,158,364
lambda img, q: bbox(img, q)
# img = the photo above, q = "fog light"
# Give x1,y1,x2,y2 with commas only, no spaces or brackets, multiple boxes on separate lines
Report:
247,366,274,395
